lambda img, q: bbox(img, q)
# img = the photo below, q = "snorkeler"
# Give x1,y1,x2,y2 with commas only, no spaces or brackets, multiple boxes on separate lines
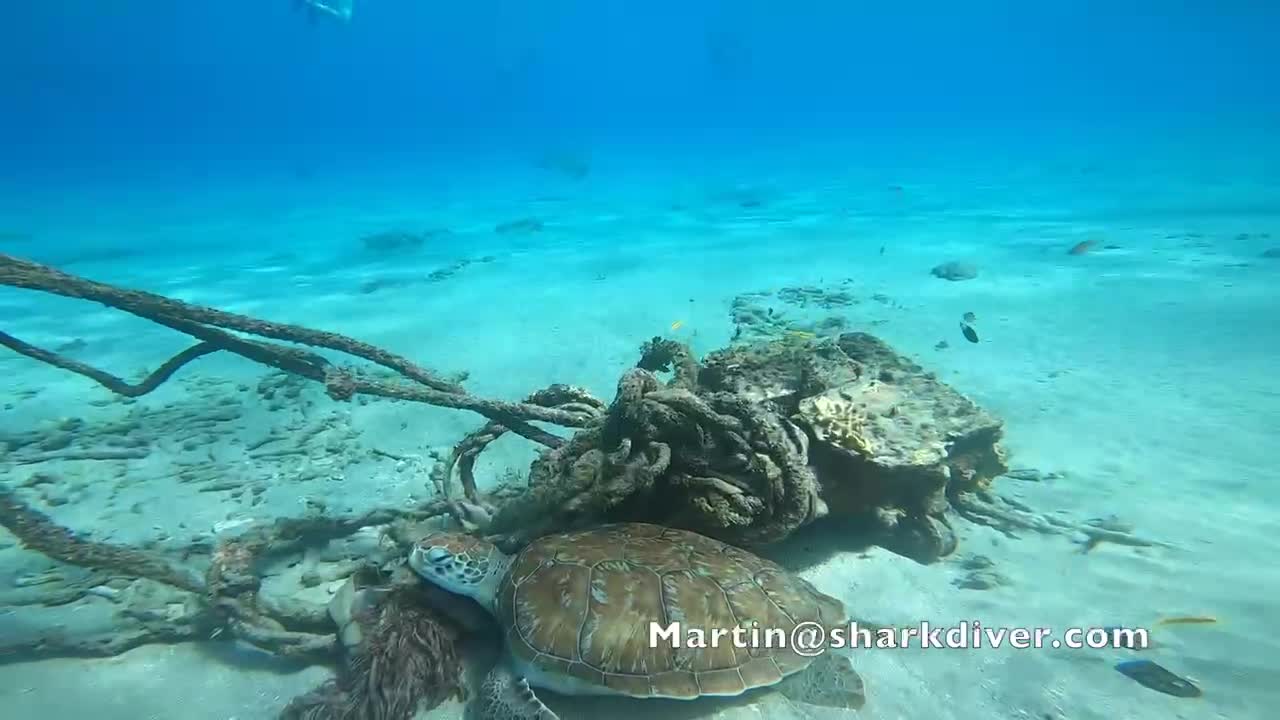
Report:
293,0,354,22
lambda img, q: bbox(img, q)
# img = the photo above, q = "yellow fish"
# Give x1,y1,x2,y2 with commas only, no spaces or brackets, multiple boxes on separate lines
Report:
786,330,816,339
1155,616,1217,626
670,321,684,331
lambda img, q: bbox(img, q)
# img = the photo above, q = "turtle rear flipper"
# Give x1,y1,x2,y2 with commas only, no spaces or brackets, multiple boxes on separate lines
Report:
473,665,559,720
776,652,866,710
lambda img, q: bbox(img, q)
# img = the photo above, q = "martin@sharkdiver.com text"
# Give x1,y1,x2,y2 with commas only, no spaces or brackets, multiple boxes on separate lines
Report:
649,620,1149,657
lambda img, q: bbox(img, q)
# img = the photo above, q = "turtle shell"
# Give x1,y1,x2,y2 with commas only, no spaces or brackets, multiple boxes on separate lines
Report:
496,522,846,699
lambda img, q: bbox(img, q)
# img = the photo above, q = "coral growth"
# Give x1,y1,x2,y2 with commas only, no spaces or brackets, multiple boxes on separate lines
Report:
800,391,873,455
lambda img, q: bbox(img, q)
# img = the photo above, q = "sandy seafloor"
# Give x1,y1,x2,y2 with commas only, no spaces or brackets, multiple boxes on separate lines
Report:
1,134,1277,720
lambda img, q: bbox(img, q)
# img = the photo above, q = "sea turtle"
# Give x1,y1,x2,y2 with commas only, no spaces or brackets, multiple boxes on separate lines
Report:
409,522,865,720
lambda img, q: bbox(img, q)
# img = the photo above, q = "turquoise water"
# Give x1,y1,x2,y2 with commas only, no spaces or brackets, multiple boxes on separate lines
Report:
2,3,1278,720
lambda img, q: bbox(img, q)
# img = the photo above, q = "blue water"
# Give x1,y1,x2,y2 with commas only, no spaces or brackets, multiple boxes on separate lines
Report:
1,2,1279,720
5,2,1278,173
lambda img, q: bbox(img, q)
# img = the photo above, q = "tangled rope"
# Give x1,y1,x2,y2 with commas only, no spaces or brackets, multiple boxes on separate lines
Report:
471,339,827,549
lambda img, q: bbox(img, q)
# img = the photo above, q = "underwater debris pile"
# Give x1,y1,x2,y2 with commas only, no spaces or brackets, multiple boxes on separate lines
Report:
428,329,1008,563
0,251,1068,716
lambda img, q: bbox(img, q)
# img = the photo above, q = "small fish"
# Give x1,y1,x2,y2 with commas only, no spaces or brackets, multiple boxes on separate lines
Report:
1114,660,1201,698
670,321,684,331
962,311,976,324
1068,239,1097,255
786,330,816,340
1156,616,1217,626
960,322,979,343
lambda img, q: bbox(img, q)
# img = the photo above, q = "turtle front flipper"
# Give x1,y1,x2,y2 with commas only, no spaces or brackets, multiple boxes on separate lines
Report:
776,652,866,710
474,665,559,720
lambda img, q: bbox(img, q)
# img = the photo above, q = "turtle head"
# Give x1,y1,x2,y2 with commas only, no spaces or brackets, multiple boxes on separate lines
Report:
409,531,507,611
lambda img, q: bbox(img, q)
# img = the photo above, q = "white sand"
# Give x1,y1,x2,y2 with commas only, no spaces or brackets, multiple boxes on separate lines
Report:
2,138,1277,719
